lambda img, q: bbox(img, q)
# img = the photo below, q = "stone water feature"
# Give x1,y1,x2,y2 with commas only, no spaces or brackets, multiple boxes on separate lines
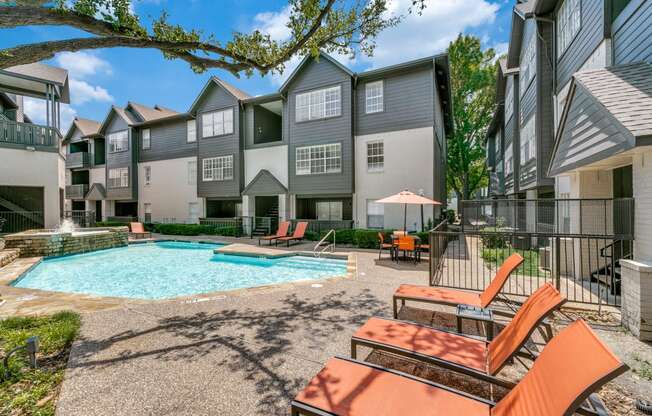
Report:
3,220,129,257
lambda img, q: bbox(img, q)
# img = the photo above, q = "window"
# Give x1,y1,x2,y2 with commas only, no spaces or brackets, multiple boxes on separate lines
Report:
142,129,151,150
557,0,581,56
107,130,128,153
188,160,197,185
188,202,199,223
295,143,341,175
144,166,151,186
505,144,513,175
366,140,384,172
316,201,343,220
202,108,233,138
505,82,514,121
108,167,129,188
365,81,383,114
202,155,233,181
520,115,536,163
367,200,384,229
519,33,536,93
143,203,152,223
295,85,341,122
187,120,196,142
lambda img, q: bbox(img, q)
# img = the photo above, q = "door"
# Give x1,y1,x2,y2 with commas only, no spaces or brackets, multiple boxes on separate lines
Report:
95,200,102,222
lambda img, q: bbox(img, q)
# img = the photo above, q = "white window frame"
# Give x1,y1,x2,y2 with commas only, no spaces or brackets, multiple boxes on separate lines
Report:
520,33,537,94
505,82,514,121
108,167,129,188
107,130,128,153
201,108,234,138
295,85,341,122
295,143,341,175
557,0,581,57
144,165,151,186
366,200,384,229
366,140,384,172
365,80,384,114
316,201,343,221
187,160,197,185
202,155,233,181
187,120,197,143
505,143,514,175
142,128,151,150
520,115,536,164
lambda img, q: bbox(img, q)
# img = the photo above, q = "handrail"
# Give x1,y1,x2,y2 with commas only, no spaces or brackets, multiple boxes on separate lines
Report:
314,229,336,257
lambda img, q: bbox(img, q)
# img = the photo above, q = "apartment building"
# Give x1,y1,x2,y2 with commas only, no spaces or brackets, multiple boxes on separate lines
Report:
0,63,69,231
64,52,452,231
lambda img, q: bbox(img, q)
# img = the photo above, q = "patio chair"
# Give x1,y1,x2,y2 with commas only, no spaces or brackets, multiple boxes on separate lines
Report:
291,319,627,416
377,232,394,260
396,236,419,264
276,222,308,247
352,283,566,387
392,252,524,318
129,222,151,239
258,221,290,246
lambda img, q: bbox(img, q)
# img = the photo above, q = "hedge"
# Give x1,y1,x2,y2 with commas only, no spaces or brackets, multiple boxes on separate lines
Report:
154,223,239,236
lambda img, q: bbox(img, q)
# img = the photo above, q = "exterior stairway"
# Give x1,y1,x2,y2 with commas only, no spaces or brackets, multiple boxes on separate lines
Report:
251,204,279,237
590,240,632,295
0,247,20,268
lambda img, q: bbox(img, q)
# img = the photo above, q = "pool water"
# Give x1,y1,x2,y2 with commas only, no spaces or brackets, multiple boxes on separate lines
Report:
12,241,348,299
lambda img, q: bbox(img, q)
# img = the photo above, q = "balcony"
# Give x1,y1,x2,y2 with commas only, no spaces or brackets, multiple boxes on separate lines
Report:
66,152,91,169
65,184,89,199
0,118,60,150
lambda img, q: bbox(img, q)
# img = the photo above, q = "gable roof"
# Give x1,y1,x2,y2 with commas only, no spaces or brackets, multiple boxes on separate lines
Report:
98,105,137,135
0,62,70,103
549,62,652,176
242,169,288,196
86,183,106,200
187,76,252,114
64,117,101,142
126,102,179,122
279,51,355,92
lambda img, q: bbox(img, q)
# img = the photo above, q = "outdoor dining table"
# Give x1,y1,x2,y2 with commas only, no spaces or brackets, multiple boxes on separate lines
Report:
391,234,423,263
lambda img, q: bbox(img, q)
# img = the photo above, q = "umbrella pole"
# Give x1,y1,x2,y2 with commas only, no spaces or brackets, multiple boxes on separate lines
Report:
404,203,407,233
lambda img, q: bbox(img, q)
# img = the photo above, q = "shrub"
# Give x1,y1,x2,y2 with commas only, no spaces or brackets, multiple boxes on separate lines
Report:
304,231,319,241
416,231,430,243
319,228,356,245
480,226,508,249
445,209,456,223
353,229,394,249
155,224,202,236
95,221,129,227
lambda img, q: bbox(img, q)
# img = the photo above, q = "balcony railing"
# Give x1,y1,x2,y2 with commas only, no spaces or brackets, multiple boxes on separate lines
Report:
0,118,59,149
65,184,89,199
0,211,44,233
62,210,95,228
66,152,91,169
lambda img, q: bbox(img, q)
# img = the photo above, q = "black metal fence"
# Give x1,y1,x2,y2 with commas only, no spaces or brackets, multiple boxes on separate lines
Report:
429,228,632,307
461,198,634,239
291,219,355,234
0,211,44,233
62,210,96,228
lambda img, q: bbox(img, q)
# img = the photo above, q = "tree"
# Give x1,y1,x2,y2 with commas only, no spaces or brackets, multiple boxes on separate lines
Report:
0,0,426,75
446,34,497,211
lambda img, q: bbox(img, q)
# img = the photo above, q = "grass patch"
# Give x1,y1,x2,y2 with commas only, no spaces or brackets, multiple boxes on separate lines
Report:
632,354,652,381
481,248,549,278
1,311,81,416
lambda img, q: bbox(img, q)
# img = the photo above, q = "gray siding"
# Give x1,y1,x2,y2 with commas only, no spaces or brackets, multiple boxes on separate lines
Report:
195,82,242,198
504,74,520,195
287,57,354,195
556,0,605,92
613,0,652,65
104,112,136,200
550,84,633,175
138,119,196,162
535,19,556,188
355,68,434,135
243,103,286,149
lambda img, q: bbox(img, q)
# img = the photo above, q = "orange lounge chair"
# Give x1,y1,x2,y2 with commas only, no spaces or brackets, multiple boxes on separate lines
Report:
392,252,524,318
129,222,151,239
276,222,308,247
258,221,290,246
291,319,628,416
352,283,566,387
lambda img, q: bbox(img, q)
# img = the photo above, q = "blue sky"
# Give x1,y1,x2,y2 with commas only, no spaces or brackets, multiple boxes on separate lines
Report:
0,0,513,130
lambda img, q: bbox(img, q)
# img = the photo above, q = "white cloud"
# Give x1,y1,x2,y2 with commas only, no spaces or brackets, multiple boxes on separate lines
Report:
492,41,509,58
253,5,292,41
23,97,77,133
70,79,113,105
55,51,112,79
364,0,500,67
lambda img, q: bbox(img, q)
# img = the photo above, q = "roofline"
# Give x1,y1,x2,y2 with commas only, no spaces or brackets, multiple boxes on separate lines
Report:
97,105,132,135
278,51,355,92
132,113,192,127
242,92,283,104
357,53,447,79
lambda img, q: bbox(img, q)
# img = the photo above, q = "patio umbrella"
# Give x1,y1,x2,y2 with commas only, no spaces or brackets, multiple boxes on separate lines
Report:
376,189,441,232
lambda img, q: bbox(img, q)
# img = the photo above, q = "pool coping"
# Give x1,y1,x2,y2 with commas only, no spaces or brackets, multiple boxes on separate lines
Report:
0,239,357,316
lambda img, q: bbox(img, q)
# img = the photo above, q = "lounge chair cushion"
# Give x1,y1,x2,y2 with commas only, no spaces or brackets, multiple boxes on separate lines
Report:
394,284,482,308
353,317,487,372
294,357,491,415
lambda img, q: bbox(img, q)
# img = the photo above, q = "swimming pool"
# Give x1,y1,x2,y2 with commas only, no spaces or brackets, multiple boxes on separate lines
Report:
12,241,348,299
